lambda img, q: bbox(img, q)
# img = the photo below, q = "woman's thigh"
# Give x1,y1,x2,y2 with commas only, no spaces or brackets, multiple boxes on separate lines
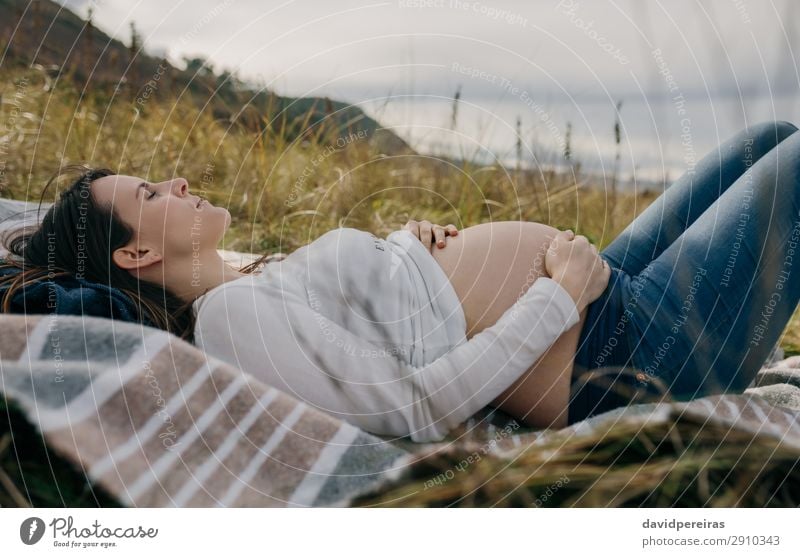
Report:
630,128,800,401
430,221,589,428
603,120,799,277
569,121,800,424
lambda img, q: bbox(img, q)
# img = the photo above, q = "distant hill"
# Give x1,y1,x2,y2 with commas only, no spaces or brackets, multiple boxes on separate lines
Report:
0,0,413,155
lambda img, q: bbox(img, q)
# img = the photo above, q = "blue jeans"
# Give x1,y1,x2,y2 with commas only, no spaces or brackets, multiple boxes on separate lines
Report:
568,120,800,425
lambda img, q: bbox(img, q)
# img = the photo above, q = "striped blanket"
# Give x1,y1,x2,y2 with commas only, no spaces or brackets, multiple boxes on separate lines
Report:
2,311,800,506
0,314,408,507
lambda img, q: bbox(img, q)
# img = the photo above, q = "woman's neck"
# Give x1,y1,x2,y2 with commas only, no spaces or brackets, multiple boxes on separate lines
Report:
164,250,249,304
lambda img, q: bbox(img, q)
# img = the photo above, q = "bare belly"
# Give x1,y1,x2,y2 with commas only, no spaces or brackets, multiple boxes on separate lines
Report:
430,221,590,428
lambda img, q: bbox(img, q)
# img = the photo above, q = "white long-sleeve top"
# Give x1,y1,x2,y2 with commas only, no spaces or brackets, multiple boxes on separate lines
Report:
192,227,580,442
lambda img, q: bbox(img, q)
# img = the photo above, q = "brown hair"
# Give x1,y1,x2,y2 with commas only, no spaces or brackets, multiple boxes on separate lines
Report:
0,164,275,343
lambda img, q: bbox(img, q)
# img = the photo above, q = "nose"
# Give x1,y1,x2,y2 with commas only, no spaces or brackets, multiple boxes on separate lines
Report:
171,178,188,196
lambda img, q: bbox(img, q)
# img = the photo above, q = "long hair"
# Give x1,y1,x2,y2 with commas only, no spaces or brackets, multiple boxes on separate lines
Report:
0,164,275,343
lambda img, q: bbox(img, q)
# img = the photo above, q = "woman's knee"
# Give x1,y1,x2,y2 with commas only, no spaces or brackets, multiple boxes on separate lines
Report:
740,121,800,195
751,120,799,146
775,120,800,136
758,124,800,185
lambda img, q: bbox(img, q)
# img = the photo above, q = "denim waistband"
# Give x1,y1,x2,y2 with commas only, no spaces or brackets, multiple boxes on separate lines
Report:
568,262,644,424
572,263,636,376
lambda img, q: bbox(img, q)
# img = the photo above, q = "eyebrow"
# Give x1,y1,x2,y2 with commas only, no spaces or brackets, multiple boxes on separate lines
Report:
135,182,148,200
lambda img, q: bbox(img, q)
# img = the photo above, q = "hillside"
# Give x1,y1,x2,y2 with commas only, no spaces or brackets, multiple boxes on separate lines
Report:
0,0,412,154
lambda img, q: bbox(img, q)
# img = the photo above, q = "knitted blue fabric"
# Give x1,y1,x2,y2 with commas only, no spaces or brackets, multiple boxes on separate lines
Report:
0,263,152,326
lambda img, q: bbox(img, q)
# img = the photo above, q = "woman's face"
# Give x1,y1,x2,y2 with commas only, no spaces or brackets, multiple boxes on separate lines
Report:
91,174,231,272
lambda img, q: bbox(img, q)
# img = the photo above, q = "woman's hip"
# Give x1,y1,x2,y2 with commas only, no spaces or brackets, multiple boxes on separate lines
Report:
569,259,674,423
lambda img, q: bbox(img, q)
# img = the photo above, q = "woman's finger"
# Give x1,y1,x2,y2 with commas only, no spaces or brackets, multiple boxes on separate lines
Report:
420,220,434,245
434,226,446,248
404,219,459,247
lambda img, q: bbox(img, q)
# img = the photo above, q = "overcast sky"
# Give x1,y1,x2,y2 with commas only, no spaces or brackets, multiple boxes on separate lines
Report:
56,0,800,181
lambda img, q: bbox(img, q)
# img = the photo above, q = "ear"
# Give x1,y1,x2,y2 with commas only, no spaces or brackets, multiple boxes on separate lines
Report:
112,243,163,272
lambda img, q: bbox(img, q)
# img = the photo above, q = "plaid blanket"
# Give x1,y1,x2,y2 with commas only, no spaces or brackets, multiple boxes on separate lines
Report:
2,311,800,507
0,314,408,507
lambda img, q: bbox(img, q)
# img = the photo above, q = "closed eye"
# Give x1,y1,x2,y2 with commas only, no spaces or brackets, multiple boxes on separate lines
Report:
146,188,157,200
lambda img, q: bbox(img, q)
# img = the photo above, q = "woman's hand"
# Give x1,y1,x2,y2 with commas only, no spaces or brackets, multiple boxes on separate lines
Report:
402,219,458,250
545,229,611,311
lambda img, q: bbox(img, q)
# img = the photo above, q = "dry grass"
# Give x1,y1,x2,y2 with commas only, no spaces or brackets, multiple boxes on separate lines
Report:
1,65,650,251
352,417,800,507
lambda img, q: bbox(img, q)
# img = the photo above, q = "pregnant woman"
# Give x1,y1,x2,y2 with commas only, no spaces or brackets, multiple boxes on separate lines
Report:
2,120,799,442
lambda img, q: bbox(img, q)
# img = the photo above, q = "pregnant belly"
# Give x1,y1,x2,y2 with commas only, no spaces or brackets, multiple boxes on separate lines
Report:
430,221,590,423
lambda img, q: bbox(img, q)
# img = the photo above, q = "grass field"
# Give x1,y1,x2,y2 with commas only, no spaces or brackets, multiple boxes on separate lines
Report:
2,64,800,506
